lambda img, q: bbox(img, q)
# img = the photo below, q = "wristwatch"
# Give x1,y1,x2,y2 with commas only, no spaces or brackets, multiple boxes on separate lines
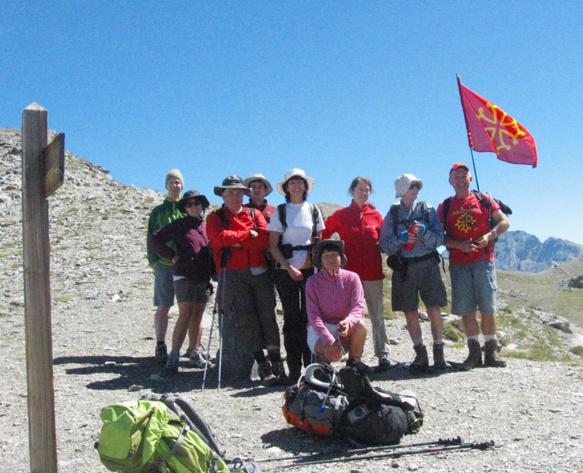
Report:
490,228,498,239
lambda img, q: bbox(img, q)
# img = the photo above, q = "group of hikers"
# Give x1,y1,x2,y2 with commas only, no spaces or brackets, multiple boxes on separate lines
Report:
146,163,509,386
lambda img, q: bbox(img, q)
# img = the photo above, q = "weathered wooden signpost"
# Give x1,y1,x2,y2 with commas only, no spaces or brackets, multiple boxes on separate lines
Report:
21,103,65,473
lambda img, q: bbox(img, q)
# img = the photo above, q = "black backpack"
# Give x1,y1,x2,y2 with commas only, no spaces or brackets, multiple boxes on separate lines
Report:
337,364,423,446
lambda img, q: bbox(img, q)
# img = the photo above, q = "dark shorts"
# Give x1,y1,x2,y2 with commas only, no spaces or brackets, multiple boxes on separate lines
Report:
174,278,209,304
391,257,447,312
450,258,497,315
153,263,175,307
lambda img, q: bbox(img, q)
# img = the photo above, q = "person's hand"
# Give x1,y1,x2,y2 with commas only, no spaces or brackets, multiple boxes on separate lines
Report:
287,265,303,281
459,238,479,253
474,233,491,249
324,340,343,361
171,255,179,264
249,230,258,239
337,320,349,338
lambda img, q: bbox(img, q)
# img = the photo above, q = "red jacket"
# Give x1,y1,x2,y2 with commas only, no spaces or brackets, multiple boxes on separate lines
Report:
206,206,270,271
322,201,384,281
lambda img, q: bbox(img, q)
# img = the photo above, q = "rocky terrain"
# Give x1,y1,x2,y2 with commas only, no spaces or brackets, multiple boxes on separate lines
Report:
1,128,583,472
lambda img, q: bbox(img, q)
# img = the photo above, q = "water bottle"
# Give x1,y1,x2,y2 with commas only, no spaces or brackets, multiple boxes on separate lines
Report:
404,224,418,251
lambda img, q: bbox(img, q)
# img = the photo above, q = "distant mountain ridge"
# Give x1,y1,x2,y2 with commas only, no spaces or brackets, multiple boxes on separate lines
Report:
494,231,583,272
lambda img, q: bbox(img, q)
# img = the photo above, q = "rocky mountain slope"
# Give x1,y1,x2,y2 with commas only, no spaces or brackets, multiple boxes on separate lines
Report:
495,231,583,272
1,128,583,472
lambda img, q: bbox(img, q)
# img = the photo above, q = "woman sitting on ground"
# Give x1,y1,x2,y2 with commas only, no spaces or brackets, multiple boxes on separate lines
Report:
305,239,368,368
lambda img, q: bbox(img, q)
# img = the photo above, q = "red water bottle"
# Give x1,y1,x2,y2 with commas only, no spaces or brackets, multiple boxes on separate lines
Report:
404,224,418,251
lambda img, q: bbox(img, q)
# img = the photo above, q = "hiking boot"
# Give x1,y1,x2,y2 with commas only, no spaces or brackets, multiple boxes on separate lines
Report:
378,355,392,371
258,361,278,387
188,348,210,369
155,342,168,364
484,339,507,368
433,342,447,370
271,361,289,385
462,339,483,370
166,349,180,373
409,344,429,373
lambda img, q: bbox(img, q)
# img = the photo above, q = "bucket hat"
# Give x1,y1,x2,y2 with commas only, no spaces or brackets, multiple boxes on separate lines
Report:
243,174,273,196
213,175,251,197
394,174,423,198
276,168,315,196
312,238,348,270
178,190,210,212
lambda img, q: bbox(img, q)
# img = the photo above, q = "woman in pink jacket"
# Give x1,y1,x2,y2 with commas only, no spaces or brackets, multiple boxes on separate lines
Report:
322,177,391,371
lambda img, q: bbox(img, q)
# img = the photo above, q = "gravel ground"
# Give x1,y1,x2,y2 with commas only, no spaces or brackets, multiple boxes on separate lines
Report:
1,128,583,472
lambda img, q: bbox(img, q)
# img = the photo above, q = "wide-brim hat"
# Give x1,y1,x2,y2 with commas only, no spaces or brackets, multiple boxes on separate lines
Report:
312,239,348,270
243,174,273,196
394,173,423,198
179,190,210,212
213,175,251,197
276,168,315,196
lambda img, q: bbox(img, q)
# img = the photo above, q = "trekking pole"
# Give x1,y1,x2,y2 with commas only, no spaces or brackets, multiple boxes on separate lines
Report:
255,437,462,464
278,440,495,468
217,266,227,391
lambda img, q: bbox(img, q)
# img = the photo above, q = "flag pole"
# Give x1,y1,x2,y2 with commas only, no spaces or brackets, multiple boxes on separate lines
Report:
469,148,480,192
456,74,480,191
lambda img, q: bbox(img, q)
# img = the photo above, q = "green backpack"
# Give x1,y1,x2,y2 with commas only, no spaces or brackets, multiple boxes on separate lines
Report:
97,394,257,473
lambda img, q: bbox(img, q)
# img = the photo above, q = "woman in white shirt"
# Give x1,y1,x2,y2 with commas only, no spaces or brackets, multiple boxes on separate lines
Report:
267,169,324,382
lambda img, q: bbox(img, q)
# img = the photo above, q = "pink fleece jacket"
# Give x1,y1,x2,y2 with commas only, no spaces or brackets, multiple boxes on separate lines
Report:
305,268,365,346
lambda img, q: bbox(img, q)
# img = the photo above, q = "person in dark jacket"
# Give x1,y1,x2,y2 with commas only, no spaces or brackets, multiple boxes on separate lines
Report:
150,190,214,373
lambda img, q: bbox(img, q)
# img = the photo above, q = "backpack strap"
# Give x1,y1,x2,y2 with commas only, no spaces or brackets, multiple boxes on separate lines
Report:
215,207,229,228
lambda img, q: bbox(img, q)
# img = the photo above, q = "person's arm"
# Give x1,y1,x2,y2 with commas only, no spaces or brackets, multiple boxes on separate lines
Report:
341,273,366,330
306,278,336,346
379,209,400,255
417,206,443,249
149,220,180,261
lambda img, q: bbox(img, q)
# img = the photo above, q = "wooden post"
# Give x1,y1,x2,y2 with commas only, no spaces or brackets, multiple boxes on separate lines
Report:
22,103,58,473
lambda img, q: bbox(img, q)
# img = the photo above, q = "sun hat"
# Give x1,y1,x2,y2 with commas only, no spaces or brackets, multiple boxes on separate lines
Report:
243,174,273,196
213,175,251,197
178,190,210,212
312,238,348,270
394,174,423,198
449,162,470,174
276,168,315,196
165,169,184,188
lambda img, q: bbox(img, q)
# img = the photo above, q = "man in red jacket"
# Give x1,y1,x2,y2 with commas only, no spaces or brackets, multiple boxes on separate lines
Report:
206,175,286,386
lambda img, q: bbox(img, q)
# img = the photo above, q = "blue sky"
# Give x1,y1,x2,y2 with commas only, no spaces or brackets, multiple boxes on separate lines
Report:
3,1,583,244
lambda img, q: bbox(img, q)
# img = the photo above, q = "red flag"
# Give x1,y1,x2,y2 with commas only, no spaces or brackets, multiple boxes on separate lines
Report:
457,77,538,168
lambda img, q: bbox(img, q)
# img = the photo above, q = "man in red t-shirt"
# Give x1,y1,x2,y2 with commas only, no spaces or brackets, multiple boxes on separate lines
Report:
438,163,510,370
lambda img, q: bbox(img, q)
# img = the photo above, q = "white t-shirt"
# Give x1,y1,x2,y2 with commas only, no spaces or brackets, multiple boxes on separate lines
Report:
267,202,325,268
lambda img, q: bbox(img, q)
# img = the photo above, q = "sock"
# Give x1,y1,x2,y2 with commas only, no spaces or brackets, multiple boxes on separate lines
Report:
434,339,443,345
267,349,282,363
253,351,267,364
413,338,423,347
467,335,480,342
157,340,166,346
484,334,496,342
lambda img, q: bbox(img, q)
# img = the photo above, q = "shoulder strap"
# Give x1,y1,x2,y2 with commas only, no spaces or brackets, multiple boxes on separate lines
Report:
390,204,400,236
247,207,258,231
277,203,287,233
472,191,493,229
420,201,429,224
310,203,319,240
216,207,229,228
442,197,452,231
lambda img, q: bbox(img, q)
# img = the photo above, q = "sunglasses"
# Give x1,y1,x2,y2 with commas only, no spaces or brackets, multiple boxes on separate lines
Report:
184,200,203,208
